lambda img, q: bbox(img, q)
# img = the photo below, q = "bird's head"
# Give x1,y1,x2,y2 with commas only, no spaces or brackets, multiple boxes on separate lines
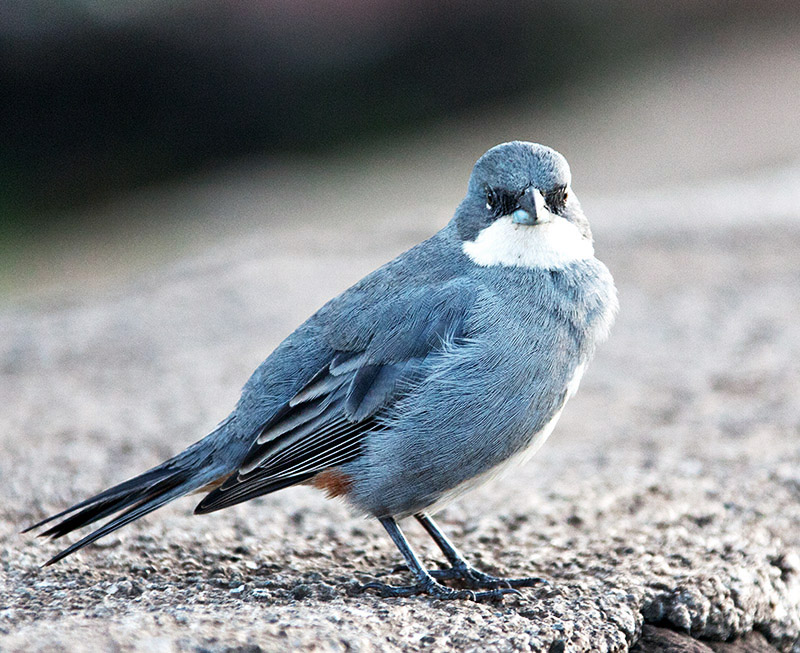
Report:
455,142,594,270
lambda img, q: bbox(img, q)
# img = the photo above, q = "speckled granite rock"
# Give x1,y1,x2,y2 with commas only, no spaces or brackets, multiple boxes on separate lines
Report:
2,204,800,651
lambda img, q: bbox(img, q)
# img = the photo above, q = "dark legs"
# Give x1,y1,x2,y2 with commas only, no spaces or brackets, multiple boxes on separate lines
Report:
415,513,548,589
360,516,521,601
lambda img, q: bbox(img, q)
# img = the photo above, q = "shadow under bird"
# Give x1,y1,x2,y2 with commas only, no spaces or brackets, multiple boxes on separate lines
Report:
26,141,618,600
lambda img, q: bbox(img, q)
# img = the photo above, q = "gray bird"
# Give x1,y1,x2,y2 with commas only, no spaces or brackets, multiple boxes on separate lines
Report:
26,141,617,601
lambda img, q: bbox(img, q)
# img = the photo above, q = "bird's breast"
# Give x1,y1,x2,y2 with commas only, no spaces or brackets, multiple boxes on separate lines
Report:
462,216,594,270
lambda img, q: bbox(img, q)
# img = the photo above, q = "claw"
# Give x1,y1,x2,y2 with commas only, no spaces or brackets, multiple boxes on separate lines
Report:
427,564,549,590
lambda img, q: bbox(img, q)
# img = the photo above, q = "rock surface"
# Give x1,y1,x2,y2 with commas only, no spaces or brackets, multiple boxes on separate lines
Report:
2,201,800,652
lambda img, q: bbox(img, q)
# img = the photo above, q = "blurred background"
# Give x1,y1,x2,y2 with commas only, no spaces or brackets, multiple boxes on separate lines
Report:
2,0,799,297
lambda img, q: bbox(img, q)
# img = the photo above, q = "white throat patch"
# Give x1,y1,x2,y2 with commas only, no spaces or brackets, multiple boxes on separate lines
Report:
462,216,594,269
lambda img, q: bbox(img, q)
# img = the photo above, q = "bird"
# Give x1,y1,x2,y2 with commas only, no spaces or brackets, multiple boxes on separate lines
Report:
25,141,618,601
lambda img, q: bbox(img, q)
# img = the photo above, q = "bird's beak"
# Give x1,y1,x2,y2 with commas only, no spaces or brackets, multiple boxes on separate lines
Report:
511,187,547,226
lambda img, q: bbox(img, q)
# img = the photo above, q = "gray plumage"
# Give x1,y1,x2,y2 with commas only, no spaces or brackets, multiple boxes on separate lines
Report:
27,142,617,599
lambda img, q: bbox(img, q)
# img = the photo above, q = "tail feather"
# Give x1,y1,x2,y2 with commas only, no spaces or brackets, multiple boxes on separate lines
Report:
41,471,192,566
40,470,187,542
25,416,243,565
40,493,152,541
25,455,231,565
22,467,173,535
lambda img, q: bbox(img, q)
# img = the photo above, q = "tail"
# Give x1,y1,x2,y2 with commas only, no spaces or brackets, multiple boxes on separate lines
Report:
24,422,237,566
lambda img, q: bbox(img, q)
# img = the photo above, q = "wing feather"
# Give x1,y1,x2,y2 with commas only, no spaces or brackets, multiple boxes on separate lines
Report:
195,278,477,514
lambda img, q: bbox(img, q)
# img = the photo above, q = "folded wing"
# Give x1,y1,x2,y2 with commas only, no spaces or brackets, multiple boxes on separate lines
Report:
195,278,476,513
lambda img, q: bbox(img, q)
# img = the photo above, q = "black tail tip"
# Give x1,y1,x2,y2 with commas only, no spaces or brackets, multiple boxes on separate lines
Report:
21,516,55,535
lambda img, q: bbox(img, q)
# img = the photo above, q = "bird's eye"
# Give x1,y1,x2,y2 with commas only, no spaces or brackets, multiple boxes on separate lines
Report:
485,189,496,211
545,186,568,212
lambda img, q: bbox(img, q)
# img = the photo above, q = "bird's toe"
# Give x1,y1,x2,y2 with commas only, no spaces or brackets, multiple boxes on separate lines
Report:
429,564,548,590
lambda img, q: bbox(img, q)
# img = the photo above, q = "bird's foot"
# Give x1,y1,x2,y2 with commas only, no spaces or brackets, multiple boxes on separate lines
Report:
428,564,549,590
360,574,519,601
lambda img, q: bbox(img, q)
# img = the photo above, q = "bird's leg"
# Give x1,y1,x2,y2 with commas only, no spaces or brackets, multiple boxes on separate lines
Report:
414,513,548,589
359,516,519,601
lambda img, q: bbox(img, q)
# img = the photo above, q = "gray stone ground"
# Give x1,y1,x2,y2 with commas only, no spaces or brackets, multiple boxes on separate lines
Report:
3,24,800,653
2,207,800,652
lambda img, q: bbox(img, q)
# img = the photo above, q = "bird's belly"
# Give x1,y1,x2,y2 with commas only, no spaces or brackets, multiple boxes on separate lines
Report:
421,401,567,516
346,357,588,520
414,360,586,516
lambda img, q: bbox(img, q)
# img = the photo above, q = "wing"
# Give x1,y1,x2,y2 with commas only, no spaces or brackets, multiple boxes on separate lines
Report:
194,278,477,513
